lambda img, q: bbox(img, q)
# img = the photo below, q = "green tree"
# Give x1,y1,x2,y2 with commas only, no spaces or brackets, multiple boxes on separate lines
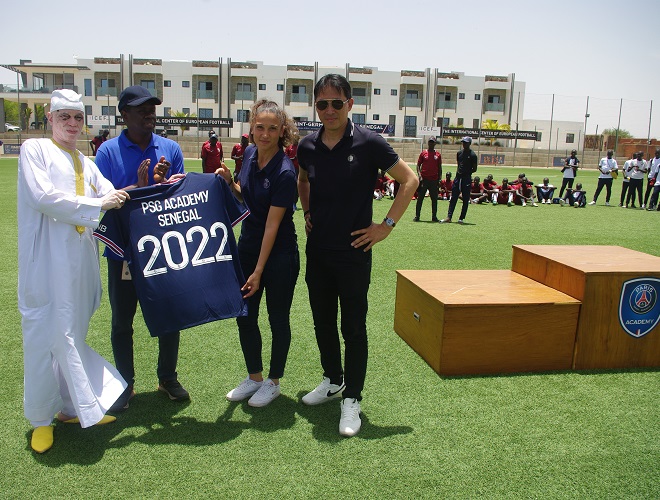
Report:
4,101,19,126
169,110,196,136
602,128,632,138
24,107,32,130
481,119,511,145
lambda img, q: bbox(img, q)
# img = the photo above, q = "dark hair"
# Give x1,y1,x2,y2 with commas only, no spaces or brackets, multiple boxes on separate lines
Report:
314,73,352,100
248,99,298,149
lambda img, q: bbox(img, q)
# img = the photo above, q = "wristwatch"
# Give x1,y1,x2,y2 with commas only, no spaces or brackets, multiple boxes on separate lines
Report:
383,217,396,228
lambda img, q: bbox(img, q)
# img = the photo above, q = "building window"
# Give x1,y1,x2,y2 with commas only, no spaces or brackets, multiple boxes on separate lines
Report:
488,95,500,104
457,118,464,127
391,89,397,96
473,119,480,129
182,81,190,88
237,82,251,92
163,107,171,117
374,88,381,95
292,84,306,94
440,92,451,102
84,105,92,118
373,114,380,121
352,113,366,125
474,94,481,100
237,109,250,122
84,79,92,97
141,80,155,89
164,80,171,87
353,88,366,97
459,93,465,100
442,117,450,127
537,132,543,141
198,81,212,91
199,108,213,118
258,84,266,90
277,84,284,91
404,115,416,137
101,105,116,116
566,133,575,144
182,108,190,115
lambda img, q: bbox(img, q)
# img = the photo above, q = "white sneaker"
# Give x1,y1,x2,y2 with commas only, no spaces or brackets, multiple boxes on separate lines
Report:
302,377,345,405
589,201,596,205
248,378,280,407
522,201,527,207
457,219,464,224
560,199,565,206
532,202,538,207
226,377,263,402
605,202,610,206
574,202,579,207
339,398,362,437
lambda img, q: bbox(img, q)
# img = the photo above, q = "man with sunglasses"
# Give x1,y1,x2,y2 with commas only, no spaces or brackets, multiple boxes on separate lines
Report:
297,74,418,437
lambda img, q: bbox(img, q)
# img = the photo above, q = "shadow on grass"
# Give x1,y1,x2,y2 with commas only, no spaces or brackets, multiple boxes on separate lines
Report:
294,391,413,442
30,391,248,466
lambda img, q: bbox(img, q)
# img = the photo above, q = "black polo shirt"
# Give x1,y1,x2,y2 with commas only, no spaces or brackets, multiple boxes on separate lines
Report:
298,120,399,252
456,148,478,179
237,149,297,255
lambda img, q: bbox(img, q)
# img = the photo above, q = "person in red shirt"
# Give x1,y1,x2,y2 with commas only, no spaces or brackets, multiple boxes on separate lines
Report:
231,133,250,180
439,171,453,200
201,134,223,173
513,177,538,206
90,129,109,155
469,176,488,204
413,136,442,221
495,178,516,206
482,174,498,203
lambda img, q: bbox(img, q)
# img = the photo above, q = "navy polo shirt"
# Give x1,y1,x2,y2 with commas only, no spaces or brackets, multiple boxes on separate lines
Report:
298,120,399,252
237,149,297,255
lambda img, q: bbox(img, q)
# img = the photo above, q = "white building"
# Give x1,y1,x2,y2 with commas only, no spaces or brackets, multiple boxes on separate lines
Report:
1,56,526,141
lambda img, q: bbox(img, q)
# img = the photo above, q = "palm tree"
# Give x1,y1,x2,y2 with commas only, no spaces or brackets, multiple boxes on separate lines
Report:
170,110,196,136
481,119,511,146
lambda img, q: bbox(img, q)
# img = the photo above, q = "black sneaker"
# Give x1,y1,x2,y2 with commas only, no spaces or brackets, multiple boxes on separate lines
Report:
109,385,135,412
412,216,420,222
431,217,440,222
158,379,190,401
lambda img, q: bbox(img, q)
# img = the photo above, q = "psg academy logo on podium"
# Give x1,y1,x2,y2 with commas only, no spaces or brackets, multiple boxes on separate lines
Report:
618,278,660,338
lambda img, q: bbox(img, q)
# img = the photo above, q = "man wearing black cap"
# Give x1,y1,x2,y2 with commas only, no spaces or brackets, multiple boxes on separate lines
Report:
95,85,189,411
414,136,442,222
440,136,478,224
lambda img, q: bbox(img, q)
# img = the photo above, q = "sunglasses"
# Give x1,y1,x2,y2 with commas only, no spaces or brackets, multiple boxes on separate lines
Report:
315,98,349,111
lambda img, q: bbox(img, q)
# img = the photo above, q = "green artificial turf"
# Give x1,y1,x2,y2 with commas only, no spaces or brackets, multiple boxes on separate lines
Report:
1,157,658,498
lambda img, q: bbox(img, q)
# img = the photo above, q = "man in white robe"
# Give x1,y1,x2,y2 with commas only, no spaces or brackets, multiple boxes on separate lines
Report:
18,89,129,453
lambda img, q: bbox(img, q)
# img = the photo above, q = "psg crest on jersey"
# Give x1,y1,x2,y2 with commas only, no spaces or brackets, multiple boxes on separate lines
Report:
618,278,660,338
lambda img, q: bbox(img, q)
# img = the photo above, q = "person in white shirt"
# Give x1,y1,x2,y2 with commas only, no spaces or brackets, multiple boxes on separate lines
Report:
536,178,556,204
589,150,618,205
559,149,579,198
644,148,660,209
619,153,635,207
18,90,129,453
625,151,647,208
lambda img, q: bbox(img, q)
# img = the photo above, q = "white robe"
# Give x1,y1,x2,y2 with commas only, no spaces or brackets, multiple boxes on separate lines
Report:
18,138,127,428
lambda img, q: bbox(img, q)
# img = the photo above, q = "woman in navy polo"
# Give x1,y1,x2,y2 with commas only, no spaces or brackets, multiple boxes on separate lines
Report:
215,100,299,407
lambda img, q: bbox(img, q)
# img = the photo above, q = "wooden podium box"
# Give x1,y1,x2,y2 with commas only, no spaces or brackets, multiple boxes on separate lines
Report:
394,270,581,376
512,245,660,369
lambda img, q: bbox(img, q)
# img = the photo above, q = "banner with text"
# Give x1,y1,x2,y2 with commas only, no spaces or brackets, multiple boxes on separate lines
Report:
443,128,540,141
295,121,394,134
115,116,234,128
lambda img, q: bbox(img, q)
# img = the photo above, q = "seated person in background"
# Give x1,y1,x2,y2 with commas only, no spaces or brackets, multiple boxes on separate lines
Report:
560,182,587,207
373,173,392,200
536,177,556,204
482,174,499,203
439,171,453,200
513,177,538,206
469,176,488,204
495,178,516,206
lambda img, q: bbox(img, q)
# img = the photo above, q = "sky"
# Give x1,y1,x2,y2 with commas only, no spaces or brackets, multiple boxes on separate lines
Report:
2,0,660,137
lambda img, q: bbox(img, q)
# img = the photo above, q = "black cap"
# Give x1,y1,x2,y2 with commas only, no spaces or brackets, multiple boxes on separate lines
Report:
118,85,162,112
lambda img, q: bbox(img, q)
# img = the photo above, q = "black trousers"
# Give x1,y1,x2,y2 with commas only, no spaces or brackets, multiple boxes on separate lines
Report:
107,258,180,387
559,177,574,198
627,179,643,207
305,247,371,401
593,178,613,202
415,179,439,219
447,177,472,221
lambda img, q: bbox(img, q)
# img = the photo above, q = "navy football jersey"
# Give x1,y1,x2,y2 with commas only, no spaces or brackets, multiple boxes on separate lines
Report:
94,173,249,335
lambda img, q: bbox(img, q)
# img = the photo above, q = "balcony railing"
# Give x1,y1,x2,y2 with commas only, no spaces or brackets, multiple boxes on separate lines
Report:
436,100,457,110
290,93,309,103
236,91,255,101
0,84,79,94
484,102,505,112
197,90,214,99
353,96,368,105
403,97,422,107
97,86,118,97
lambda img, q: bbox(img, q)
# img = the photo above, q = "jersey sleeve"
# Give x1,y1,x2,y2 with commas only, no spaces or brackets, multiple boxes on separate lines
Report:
217,176,249,226
93,209,126,259
369,133,400,174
